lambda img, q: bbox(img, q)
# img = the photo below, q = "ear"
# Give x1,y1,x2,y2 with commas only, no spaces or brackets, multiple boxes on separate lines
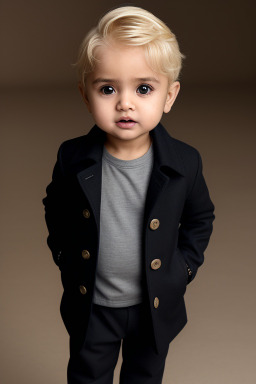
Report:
78,81,92,113
163,81,180,113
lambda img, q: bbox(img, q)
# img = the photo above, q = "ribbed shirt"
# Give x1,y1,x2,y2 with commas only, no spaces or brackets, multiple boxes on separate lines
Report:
92,142,154,307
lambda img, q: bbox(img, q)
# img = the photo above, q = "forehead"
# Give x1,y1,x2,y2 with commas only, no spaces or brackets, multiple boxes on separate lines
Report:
91,42,160,80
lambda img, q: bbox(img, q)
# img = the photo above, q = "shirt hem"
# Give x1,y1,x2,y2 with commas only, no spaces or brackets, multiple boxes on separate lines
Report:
93,297,145,307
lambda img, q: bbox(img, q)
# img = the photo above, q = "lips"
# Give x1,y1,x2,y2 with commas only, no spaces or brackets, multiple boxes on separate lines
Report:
116,116,136,123
116,118,137,128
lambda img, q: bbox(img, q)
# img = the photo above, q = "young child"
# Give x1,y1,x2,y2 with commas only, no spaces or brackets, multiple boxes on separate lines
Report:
42,6,215,384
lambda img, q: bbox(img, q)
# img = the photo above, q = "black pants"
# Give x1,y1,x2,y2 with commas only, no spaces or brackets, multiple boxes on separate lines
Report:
67,301,170,384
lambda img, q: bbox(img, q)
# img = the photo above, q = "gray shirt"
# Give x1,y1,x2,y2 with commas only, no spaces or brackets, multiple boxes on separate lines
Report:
92,142,154,307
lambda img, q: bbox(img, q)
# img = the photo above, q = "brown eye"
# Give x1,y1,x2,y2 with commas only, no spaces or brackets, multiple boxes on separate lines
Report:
101,86,115,95
137,84,153,95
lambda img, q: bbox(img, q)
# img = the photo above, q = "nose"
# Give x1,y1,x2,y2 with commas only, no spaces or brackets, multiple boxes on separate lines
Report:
116,91,135,111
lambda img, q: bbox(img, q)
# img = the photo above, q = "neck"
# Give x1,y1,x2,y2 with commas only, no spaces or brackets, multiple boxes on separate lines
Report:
104,133,152,160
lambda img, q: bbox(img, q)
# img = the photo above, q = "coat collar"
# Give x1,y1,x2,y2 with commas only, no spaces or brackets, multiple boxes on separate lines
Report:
76,122,185,177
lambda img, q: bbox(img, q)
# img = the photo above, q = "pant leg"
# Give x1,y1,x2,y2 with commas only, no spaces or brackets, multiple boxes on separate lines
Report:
119,302,170,384
67,303,124,384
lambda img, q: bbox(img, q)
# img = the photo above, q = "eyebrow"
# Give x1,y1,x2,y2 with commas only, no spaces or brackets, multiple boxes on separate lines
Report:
92,77,160,85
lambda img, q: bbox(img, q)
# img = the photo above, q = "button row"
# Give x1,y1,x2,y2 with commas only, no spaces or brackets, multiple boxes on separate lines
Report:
149,219,160,308
82,208,91,260
80,208,90,296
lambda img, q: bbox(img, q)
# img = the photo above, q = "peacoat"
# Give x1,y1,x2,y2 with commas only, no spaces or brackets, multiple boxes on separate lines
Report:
42,122,215,355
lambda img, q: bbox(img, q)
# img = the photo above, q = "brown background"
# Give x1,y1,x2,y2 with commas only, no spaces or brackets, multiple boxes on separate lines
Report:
1,1,255,383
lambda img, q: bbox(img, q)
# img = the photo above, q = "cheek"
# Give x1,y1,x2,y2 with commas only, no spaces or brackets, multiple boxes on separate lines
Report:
91,100,112,123
142,99,165,116
89,97,102,113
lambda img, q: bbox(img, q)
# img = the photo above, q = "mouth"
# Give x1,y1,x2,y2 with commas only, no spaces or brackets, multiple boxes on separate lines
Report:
116,119,137,128
116,117,136,123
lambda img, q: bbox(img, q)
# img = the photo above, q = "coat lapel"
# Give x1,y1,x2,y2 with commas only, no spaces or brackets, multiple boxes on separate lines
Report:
142,122,185,225
76,123,185,233
76,126,105,234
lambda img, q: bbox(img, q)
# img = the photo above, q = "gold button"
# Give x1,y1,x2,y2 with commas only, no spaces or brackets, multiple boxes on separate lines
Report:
82,249,90,260
151,259,161,270
79,285,87,295
154,297,159,308
82,209,90,218
149,219,160,230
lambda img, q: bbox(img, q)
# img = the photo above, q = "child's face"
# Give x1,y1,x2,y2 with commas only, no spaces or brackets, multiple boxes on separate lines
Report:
79,41,180,144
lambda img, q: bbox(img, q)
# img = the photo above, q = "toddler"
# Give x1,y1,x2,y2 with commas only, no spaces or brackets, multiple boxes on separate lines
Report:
42,5,215,384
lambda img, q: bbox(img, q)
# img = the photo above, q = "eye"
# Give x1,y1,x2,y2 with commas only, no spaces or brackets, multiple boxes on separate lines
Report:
100,86,115,95
137,84,153,95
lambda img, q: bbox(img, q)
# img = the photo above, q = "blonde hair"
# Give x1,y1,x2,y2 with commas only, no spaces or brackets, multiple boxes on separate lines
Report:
73,6,186,89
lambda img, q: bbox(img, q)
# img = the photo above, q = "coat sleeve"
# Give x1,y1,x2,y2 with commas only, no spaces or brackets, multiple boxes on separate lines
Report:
42,143,67,269
178,150,215,283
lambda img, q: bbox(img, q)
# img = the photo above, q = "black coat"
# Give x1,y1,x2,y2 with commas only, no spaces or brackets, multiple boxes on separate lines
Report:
42,122,215,355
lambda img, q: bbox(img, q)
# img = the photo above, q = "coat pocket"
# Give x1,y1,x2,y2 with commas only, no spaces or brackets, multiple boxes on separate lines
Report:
60,291,73,335
175,248,188,292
